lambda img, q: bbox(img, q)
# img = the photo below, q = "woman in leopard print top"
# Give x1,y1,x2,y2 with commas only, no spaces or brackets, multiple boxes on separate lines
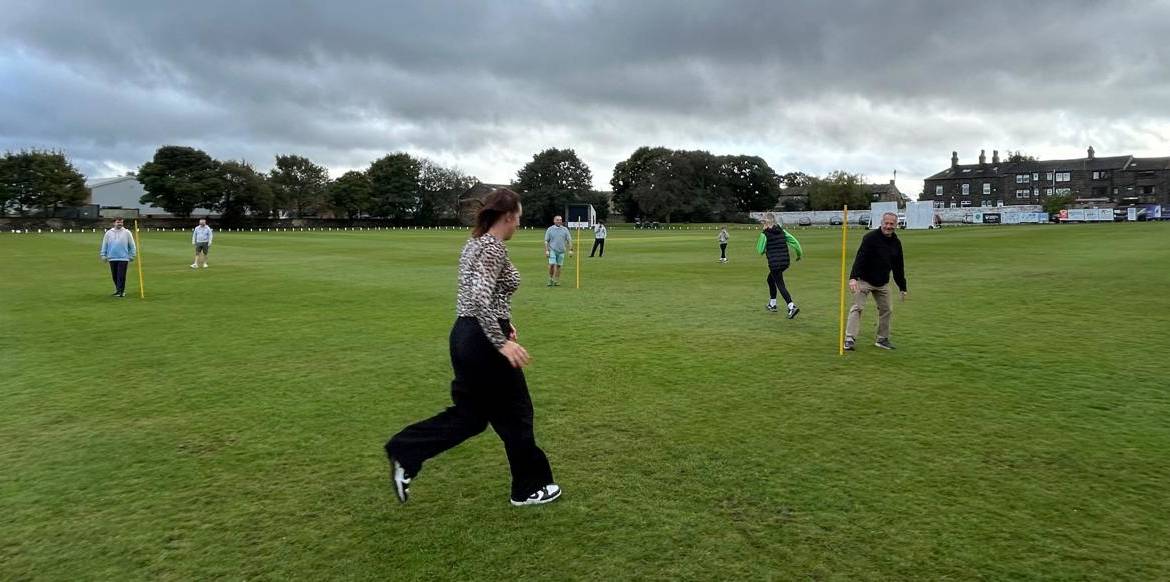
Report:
385,188,562,507
455,232,520,349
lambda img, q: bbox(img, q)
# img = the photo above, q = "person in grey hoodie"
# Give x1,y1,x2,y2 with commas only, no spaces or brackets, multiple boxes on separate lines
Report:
717,226,729,263
99,217,137,297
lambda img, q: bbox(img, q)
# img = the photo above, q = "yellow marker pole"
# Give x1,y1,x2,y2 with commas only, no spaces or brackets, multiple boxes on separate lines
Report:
837,206,848,355
575,226,581,289
133,219,146,299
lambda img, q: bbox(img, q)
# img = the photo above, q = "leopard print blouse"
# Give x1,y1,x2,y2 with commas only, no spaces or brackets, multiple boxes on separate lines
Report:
455,234,519,348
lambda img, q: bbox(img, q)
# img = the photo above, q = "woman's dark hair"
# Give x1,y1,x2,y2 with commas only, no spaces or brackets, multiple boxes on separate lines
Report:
472,188,522,237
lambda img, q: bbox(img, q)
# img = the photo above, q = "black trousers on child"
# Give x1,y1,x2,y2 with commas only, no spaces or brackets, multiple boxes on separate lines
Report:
719,243,727,259
767,268,793,304
386,317,553,500
590,238,605,257
109,261,129,294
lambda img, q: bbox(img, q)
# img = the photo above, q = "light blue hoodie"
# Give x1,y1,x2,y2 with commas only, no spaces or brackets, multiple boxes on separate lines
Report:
100,227,137,261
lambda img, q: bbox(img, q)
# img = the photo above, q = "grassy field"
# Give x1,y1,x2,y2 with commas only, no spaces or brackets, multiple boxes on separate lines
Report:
2,222,1168,580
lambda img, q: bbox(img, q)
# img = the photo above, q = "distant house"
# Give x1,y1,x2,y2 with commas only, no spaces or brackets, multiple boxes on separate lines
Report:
457,182,510,225
921,147,1170,208
866,180,909,206
86,175,217,218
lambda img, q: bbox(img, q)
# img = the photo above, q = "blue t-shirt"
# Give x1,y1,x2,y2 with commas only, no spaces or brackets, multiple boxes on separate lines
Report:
544,225,572,253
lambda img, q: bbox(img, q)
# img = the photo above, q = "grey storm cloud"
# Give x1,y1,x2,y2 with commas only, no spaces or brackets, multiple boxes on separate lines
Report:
2,0,1169,193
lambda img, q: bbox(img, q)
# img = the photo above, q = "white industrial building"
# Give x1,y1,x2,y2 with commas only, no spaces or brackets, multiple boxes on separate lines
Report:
85,176,217,217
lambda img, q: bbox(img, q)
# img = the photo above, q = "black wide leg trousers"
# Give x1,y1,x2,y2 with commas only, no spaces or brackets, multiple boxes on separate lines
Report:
386,317,553,500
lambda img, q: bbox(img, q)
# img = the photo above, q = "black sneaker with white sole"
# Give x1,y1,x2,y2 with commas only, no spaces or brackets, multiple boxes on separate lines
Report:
787,305,800,319
844,337,856,351
388,457,412,503
766,304,778,312
510,484,562,507
874,338,896,350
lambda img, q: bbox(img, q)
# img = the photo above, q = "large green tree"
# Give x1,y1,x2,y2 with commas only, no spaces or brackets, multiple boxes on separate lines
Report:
717,155,783,214
417,159,476,224
327,170,373,219
138,146,222,218
0,150,88,215
512,148,593,225
611,146,670,221
367,153,421,221
807,171,870,210
212,160,272,222
269,155,329,217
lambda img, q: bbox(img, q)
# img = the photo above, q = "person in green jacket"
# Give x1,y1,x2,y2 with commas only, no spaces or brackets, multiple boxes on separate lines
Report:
756,214,803,318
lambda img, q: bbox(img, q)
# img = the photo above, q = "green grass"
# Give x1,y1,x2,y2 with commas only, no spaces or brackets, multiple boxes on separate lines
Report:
2,223,1168,580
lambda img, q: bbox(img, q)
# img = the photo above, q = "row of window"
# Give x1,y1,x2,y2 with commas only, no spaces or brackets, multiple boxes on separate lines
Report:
1015,172,1072,183
936,182,1155,197
1015,188,1071,198
932,200,1003,208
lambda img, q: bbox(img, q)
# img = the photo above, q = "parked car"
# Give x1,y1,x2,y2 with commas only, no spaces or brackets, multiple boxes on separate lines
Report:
797,216,812,226
829,216,843,226
857,214,871,226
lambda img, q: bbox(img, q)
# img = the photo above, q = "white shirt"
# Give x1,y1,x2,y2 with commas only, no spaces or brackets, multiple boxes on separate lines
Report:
594,225,607,239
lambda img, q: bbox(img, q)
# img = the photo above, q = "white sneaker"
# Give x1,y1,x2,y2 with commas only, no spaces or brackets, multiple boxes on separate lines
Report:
510,484,562,506
202,263,209,268
190,263,198,268
389,458,412,503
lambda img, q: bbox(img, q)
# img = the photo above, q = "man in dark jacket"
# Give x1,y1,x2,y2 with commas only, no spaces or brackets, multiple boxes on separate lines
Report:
845,212,908,350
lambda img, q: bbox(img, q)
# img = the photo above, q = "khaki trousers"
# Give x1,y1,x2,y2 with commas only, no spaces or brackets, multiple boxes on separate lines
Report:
846,280,892,340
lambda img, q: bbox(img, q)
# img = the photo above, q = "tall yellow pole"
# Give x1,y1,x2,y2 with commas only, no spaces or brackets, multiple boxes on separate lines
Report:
838,206,848,355
133,219,146,299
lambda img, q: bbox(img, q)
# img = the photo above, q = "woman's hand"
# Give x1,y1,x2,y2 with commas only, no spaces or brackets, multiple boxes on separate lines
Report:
499,341,531,368
508,324,518,341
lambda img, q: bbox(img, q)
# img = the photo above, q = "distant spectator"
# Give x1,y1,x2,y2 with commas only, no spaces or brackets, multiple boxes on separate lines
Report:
99,217,136,297
190,218,213,269
589,221,607,257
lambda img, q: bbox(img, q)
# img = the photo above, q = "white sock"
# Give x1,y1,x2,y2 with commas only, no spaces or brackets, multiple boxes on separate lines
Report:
788,302,796,309
768,299,777,307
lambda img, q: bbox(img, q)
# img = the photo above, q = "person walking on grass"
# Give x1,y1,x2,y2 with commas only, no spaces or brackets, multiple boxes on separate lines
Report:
718,226,729,263
589,220,607,257
385,188,561,507
99,217,136,298
544,215,573,286
845,211,908,351
190,218,213,269
757,214,803,318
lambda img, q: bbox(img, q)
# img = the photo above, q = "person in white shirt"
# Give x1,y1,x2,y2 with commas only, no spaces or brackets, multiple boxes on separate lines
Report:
717,226,729,263
191,218,213,268
589,221,607,257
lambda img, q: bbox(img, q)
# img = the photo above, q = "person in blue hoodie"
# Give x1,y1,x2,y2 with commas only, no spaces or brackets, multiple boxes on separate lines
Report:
756,214,803,318
99,218,137,297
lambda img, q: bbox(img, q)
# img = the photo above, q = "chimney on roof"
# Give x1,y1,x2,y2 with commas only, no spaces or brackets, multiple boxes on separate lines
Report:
992,150,1000,164
951,151,958,168
889,179,896,186
979,149,987,165
1087,145,1095,160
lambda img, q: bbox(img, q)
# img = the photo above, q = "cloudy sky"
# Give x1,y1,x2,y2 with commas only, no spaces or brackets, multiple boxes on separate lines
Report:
3,0,1169,197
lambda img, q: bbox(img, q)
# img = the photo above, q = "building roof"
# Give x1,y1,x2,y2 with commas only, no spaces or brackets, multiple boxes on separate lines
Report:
86,175,139,189
1125,157,1170,171
458,182,511,201
925,153,1154,181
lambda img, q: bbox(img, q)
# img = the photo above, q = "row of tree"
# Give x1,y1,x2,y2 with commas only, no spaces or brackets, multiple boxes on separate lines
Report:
3,145,905,224
137,146,478,223
0,150,89,215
